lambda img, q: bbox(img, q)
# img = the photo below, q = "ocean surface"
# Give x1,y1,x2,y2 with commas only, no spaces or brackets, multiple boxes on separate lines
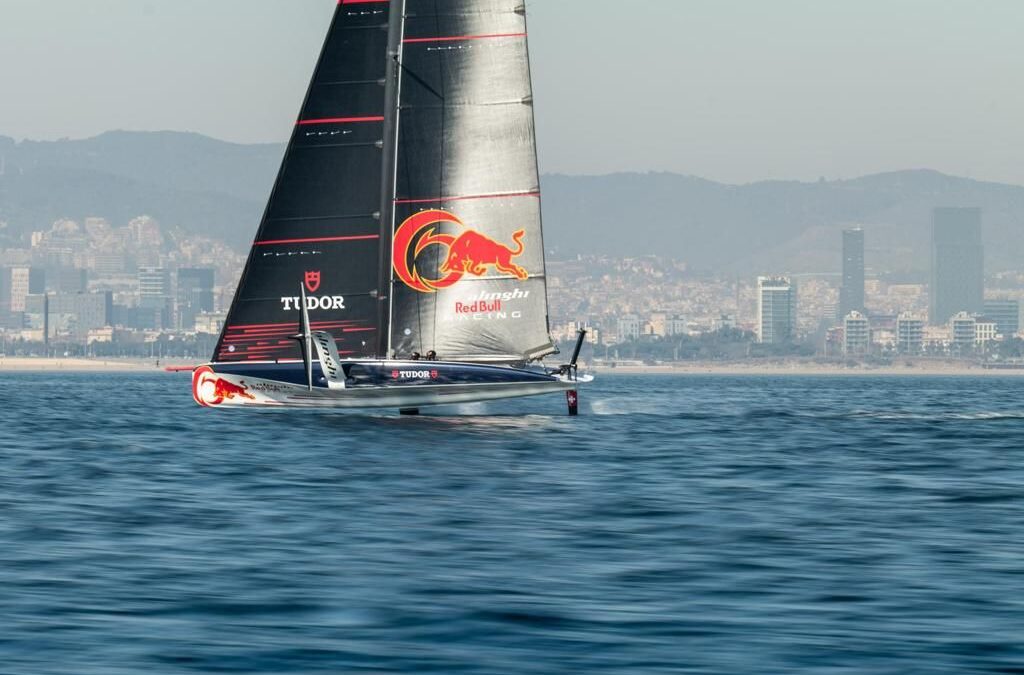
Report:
1,372,1023,674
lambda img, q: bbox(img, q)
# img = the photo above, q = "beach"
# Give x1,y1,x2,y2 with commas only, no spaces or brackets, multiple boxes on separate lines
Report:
0,357,168,372
597,361,1024,376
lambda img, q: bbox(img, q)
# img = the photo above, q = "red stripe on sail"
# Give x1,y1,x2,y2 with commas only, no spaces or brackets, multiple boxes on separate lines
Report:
226,321,367,331
230,325,357,335
394,191,540,205
254,235,379,246
403,33,527,44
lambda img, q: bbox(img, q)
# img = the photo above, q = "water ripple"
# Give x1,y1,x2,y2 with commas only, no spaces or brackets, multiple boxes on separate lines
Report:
1,372,1023,673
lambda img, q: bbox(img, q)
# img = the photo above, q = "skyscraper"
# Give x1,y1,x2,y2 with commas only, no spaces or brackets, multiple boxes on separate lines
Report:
930,207,983,325
757,276,796,344
0,266,45,329
176,268,215,331
839,228,865,320
138,267,171,330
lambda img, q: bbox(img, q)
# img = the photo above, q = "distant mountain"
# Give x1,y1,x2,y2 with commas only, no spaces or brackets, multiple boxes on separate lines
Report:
540,171,1024,274
0,131,283,249
2,131,1022,273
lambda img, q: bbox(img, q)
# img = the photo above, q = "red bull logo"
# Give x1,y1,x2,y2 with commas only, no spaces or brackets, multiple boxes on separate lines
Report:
393,210,529,293
192,366,257,407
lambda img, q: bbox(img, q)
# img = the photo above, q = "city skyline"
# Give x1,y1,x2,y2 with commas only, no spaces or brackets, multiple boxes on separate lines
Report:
4,216,1024,361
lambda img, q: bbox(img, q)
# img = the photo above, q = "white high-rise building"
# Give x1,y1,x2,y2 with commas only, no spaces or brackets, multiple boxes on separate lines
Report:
616,315,642,342
896,313,925,355
843,311,871,356
950,312,977,353
975,319,998,347
757,276,796,344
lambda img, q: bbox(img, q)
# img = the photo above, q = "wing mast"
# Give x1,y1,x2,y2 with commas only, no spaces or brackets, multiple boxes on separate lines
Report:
378,0,408,359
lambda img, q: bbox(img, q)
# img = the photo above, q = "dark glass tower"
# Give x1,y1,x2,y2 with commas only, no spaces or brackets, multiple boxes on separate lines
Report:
839,228,865,320
177,268,215,331
930,208,983,325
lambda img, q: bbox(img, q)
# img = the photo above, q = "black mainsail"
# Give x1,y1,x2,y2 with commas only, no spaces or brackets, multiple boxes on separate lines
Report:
216,0,554,365
215,0,395,363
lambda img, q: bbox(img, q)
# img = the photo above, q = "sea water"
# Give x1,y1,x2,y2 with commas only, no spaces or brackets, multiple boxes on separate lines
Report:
1,372,1022,673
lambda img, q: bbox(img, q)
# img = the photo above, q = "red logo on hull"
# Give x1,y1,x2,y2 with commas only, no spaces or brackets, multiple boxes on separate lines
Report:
192,366,256,407
392,210,528,293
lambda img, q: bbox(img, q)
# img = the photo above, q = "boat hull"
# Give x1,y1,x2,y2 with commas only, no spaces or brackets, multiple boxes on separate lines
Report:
191,360,583,409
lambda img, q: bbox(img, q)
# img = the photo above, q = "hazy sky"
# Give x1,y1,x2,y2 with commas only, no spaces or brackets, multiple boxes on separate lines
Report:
1,0,1022,185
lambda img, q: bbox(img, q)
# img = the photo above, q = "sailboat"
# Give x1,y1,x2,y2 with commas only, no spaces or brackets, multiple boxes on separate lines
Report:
191,0,590,413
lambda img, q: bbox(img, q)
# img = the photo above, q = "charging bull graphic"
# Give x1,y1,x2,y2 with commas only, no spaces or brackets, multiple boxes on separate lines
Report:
192,366,257,406
443,229,528,280
393,209,529,293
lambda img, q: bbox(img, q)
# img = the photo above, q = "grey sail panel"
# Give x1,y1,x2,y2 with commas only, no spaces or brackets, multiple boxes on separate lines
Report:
215,2,392,363
388,0,554,362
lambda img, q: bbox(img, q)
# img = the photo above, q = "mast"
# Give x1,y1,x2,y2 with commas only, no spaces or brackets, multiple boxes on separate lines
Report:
378,0,407,359
520,3,554,347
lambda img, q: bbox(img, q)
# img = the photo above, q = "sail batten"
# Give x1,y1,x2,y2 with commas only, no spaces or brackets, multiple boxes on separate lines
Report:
394,190,539,204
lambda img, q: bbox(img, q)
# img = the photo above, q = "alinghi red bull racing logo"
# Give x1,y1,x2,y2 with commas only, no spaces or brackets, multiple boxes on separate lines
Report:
393,210,528,293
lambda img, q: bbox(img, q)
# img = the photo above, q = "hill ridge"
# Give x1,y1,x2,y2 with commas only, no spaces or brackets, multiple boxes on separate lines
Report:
2,131,1022,272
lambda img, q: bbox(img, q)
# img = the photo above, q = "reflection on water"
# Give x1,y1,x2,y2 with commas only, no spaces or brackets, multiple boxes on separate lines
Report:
1,373,1022,673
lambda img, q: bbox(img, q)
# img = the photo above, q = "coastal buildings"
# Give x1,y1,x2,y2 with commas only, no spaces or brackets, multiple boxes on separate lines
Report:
983,299,1020,338
616,315,642,342
950,312,977,353
840,228,865,319
896,313,925,354
24,292,113,339
0,266,45,327
757,276,797,344
975,318,998,347
931,207,984,325
842,311,871,356
1,210,1022,362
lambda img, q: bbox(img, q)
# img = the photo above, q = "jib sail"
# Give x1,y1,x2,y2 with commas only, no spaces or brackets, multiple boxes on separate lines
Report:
386,0,555,362
215,0,397,363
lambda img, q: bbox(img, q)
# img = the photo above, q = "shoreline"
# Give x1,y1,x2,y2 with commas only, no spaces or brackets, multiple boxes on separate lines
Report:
0,357,167,372
595,363,1024,376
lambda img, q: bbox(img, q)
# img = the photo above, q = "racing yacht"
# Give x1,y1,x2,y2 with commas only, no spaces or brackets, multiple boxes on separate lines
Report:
191,0,590,413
